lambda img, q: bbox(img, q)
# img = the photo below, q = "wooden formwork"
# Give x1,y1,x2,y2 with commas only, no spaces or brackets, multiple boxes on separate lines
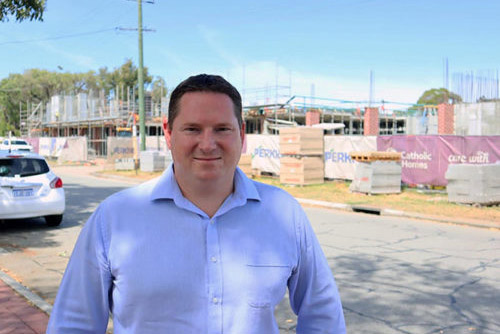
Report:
279,127,324,155
280,155,324,185
349,151,401,162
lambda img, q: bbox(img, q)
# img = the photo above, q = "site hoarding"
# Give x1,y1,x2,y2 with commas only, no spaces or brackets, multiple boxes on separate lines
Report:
244,134,280,175
244,135,377,179
324,136,377,180
377,135,500,186
38,137,68,157
24,134,499,186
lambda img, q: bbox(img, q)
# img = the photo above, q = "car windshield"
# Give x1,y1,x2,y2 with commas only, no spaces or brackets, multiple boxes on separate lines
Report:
12,140,28,145
0,158,49,177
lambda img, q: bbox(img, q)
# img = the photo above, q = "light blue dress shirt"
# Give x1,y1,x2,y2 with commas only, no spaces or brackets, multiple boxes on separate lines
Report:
47,165,346,333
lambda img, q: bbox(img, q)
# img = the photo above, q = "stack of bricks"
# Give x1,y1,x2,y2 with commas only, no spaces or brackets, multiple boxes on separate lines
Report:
279,127,324,185
363,107,379,136
438,104,454,134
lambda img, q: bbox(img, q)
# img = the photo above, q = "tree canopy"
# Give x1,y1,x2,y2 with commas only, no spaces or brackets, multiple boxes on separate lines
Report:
417,88,462,105
0,60,167,135
0,0,45,22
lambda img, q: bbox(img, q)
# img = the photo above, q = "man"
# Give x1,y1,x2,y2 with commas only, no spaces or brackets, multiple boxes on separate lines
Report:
47,74,346,333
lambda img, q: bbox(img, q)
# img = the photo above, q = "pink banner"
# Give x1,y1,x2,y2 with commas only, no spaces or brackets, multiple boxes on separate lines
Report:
23,137,40,153
377,135,500,186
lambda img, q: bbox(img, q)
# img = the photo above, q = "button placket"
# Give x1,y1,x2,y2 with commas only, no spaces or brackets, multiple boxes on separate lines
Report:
206,217,222,333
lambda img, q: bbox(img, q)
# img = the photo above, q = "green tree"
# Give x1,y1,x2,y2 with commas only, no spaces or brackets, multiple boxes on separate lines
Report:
0,0,45,22
417,88,462,105
109,59,152,99
151,76,167,104
0,60,162,134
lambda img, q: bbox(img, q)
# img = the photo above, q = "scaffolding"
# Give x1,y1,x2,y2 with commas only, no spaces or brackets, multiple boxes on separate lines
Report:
20,87,166,156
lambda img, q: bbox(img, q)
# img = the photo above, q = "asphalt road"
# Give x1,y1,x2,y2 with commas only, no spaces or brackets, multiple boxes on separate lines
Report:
0,171,499,334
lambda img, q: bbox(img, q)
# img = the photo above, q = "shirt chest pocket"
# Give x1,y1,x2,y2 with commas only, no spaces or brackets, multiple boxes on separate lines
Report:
245,254,292,309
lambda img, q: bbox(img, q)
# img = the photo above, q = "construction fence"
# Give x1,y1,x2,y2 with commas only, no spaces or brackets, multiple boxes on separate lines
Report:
23,134,500,187
243,135,499,186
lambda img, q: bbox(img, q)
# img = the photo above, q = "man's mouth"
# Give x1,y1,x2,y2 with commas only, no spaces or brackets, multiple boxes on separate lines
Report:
194,157,221,161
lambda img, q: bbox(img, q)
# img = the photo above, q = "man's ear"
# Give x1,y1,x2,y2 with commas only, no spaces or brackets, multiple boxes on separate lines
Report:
240,122,246,144
162,116,172,149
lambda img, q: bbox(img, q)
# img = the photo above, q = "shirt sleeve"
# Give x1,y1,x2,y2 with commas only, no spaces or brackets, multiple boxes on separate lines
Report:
46,204,112,334
287,206,346,334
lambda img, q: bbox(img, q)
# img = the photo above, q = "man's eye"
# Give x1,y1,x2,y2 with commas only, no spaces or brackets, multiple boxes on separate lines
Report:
184,127,199,132
216,127,231,132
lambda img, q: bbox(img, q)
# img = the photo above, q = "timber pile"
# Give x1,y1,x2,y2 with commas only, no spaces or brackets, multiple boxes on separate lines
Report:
279,127,324,155
238,154,252,177
279,127,324,185
349,151,401,162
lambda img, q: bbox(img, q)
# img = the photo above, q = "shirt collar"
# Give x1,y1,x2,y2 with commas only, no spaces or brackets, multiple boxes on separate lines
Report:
150,164,261,216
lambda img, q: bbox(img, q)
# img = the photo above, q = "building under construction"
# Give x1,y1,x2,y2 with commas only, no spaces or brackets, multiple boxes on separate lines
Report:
20,89,436,157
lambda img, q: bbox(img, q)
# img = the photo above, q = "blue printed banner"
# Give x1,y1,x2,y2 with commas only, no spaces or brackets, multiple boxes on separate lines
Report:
324,136,377,179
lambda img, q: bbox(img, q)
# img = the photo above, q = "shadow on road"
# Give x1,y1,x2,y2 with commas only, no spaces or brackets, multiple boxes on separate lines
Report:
0,182,127,252
331,253,500,334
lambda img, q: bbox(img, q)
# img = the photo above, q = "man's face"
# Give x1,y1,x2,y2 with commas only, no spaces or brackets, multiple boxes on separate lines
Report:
164,91,245,185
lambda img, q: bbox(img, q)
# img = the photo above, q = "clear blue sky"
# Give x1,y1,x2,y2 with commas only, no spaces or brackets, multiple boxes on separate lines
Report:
1,0,499,106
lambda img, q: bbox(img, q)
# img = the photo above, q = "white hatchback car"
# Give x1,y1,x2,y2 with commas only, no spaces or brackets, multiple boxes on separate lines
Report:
0,150,65,226
0,138,33,152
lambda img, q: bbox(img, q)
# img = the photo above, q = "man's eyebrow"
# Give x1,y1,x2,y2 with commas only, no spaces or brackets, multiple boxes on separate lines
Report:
179,122,236,128
180,122,202,127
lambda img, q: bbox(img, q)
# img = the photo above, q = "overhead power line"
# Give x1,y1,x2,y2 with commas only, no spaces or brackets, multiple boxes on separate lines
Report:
0,28,117,46
117,27,155,32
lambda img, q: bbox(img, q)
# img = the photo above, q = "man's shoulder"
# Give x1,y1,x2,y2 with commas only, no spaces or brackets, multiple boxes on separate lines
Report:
101,176,162,209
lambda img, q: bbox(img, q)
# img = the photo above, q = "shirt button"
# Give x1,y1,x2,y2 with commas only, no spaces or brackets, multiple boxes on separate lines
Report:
212,297,218,304
210,220,215,224
211,256,217,263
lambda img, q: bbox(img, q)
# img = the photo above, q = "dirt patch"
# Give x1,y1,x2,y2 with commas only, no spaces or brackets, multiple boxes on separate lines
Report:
257,177,500,223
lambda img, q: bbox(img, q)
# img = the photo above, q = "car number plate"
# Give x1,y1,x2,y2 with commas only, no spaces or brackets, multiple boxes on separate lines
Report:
13,188,34,198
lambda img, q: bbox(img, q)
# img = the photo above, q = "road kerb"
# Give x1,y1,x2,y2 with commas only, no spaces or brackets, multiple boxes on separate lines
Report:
296,198,498,230
0,266,53,315
296,198,352,211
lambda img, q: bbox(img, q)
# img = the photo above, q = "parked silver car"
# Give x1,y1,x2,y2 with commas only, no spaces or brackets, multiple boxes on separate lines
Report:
0,150,65,226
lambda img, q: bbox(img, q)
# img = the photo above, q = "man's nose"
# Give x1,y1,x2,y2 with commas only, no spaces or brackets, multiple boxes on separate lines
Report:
198,130,217,151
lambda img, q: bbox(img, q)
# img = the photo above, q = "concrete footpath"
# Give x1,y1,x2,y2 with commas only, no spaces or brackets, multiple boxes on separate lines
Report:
0,163,497,333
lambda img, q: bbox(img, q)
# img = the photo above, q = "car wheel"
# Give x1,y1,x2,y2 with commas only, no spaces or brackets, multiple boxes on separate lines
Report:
45,214,63,227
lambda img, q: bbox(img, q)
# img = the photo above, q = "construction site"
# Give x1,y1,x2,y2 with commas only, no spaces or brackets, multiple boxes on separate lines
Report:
14,81,500,198
19,85,428,157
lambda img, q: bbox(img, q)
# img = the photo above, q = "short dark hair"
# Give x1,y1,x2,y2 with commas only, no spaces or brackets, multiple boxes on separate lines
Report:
168,74,243,130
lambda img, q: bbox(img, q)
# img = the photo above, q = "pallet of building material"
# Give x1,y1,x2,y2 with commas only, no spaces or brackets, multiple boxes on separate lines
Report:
140,150,166,172
349,161,402,194
445,163,500,205
238,154,252,176
280,156,324,185
349,151,402,162
279,127,324,155
115,158,135,171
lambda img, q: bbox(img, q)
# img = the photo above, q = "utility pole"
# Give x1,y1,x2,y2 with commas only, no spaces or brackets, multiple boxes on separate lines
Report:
137,0,146,151
120,1,154,151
